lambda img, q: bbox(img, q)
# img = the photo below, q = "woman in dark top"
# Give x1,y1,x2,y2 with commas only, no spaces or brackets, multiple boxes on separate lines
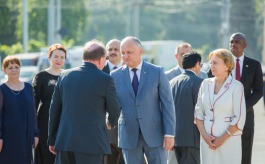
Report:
0,56,39,164
33,44,66,164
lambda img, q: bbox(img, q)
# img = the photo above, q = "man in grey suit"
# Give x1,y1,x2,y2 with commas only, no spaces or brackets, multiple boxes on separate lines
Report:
111,36,176,164
166,42,207,81
170,52,203,164
48,40,121,164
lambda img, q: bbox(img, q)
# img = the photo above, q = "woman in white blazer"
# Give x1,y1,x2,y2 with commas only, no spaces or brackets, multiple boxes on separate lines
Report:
195,49,246,164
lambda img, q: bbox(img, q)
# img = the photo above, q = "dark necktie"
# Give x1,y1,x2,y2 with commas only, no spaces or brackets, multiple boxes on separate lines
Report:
132,68,139,96
236,58,240,81
113,66,118,70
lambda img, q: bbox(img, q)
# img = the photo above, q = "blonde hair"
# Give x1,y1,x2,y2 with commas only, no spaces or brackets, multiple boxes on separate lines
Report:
209,49,234,73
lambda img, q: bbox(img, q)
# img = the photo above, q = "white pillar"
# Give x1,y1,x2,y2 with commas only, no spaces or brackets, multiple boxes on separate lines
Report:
48,0,55,45
56,0,61,43
221,0,230,48
22,0,28,52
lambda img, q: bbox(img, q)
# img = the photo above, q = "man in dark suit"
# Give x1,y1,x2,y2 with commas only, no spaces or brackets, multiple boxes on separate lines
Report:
48,40,121,164
229,32,263,164
103,39,125,164
170,52,203,164
102,39,122,74
111,36,176,164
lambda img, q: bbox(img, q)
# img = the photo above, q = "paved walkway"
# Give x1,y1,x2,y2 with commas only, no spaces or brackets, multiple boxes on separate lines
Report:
252,99,265,164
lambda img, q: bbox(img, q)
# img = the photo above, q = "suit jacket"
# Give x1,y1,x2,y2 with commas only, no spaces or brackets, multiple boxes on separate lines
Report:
170,70,203,148
102,63,119,146
208,56,263,129
102,63,110,74
111,61,176,149
48,62,120,154
166,66,208,81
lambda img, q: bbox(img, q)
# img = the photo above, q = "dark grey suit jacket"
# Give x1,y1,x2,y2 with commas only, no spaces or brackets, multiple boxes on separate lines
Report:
170,70,203,148
102,63,110,74
48,62,120,154
237,56,263,129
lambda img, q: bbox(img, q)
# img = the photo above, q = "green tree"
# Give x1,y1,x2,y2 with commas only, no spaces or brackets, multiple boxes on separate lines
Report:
230,0,259,60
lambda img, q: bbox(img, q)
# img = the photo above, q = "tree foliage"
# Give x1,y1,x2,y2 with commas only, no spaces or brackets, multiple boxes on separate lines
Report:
0,0,263,61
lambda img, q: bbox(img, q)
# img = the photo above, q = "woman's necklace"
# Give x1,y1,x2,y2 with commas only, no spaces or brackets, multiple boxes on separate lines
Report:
6,81,23,96
10,89,21,95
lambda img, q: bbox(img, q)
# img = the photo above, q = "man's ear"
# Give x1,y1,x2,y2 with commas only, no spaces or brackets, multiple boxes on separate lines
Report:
174,54,178,60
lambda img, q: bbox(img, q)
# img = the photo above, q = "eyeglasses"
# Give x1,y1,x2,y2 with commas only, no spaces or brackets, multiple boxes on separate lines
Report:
200,63,203,68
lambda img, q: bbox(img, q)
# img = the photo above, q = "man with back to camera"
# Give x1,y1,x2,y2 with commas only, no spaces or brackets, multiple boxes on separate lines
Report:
48,40,121,164
165,43,207,164
103,39,125,164
111,36,176,164
170,52,203,164
229,32,263,164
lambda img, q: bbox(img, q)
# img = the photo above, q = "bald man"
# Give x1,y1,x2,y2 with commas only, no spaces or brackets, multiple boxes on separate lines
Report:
229,32,263,164
48,40,120,164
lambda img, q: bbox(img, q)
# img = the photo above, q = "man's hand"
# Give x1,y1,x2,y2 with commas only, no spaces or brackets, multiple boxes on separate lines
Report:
0,139,3,152
163,136,174,151
49,146,57,155
34,137,39,149
106,115,111,130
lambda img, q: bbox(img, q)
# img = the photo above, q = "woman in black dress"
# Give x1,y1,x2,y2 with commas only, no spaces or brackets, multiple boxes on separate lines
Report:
0,56,39,164
33,44,66,164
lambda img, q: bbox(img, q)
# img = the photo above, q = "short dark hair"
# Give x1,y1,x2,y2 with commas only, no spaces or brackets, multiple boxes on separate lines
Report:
83,40,106,61
182,51,202,69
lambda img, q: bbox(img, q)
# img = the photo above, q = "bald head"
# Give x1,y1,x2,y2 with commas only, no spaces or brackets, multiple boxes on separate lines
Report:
83,40,106,61
106,39,121,65
121,36,142,48
121,36,143,68
230,32,246,42
175,42,192,68
229,32,247,57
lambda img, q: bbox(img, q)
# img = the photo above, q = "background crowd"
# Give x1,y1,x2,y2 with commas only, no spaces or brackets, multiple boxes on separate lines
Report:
0,32,263,164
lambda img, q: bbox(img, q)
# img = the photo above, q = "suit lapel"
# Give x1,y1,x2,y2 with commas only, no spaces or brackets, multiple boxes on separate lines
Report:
137,62,149,96
240,56,250,83
122,65,136,98
208,78,215,103
211,76,233,102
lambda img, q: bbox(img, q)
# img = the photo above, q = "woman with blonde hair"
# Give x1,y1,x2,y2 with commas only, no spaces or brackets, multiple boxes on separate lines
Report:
195,49,246,164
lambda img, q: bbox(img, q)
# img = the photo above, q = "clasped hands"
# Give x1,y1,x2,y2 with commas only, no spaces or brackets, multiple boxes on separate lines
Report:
203,133,226,150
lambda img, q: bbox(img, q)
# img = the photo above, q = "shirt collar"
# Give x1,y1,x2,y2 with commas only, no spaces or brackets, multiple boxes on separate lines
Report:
129,61,143,72
177,66,185,73
107,60,122,69
233,53,245,62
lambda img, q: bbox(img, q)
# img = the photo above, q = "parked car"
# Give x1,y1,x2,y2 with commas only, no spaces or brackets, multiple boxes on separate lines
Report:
14,52,42,66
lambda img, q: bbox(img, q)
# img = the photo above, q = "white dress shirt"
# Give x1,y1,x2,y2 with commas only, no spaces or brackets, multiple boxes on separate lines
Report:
108,61,122,71
128,61,143,82
232,54,244,78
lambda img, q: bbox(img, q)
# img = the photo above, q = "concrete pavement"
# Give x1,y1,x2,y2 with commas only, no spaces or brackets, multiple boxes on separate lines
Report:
252,99,265,164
